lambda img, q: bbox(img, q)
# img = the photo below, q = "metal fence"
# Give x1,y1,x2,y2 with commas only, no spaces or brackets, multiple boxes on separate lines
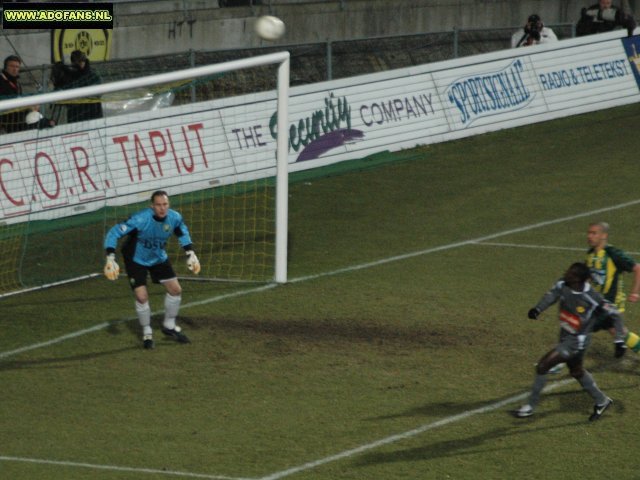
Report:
18,23,576,120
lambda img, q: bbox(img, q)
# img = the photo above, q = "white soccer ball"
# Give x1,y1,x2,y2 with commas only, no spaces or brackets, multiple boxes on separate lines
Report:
255,15,285,41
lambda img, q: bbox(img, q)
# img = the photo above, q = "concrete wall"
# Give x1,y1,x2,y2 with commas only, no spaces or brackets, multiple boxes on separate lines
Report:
0,0,636,68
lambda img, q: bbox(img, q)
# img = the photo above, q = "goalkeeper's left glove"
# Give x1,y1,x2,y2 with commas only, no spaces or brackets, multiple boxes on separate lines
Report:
186,250,201,274
104,253,120,281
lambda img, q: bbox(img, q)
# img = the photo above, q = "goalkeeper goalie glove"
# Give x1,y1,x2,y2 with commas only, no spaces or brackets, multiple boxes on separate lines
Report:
104,253,120,281
186,250,201,274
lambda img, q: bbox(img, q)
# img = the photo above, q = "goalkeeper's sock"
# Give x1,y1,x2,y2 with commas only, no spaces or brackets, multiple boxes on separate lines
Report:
625,331,640,353
163,293,182,330
135,301,152,336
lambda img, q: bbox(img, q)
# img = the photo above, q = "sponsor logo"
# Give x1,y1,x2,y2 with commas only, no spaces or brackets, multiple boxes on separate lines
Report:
560,309,581,330
270,93,364,162
445,59,532,127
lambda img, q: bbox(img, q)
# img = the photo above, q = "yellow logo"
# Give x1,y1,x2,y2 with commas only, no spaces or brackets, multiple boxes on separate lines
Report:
163,224,170,232
577,306,585,313
52,29,112,63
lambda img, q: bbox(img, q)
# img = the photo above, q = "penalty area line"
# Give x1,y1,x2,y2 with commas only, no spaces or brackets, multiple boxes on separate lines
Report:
257,379,574,480
473,241,640,256
2,197,640,361
0,455,253,480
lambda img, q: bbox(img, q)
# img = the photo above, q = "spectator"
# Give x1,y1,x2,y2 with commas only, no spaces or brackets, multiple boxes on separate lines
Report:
576,0,637,36
511,14,558,48
0,55,27,133
0,55,54,133
52,50,103,123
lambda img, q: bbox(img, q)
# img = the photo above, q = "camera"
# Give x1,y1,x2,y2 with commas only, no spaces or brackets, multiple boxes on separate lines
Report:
525,14,542,41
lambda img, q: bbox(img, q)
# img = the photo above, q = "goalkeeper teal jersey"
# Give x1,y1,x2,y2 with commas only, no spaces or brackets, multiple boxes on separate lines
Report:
104,208,193,267
586,245,636,311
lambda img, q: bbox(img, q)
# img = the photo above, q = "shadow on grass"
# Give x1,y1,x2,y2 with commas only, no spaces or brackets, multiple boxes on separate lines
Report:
0,345,138,371
184,314,462,347
357,387,636,467
354,418,585,467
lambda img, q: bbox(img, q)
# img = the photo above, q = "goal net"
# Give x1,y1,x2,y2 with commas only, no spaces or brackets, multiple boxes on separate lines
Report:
0,51,290,297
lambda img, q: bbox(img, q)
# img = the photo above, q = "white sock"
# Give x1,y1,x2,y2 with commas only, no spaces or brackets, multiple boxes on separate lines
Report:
135,301,152,336
163,293,181,330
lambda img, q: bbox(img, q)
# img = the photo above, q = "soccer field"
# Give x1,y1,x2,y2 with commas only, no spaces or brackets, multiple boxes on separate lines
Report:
2,104,640,480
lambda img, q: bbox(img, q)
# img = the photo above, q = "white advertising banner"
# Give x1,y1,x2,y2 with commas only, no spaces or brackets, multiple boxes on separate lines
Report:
1,30,639,224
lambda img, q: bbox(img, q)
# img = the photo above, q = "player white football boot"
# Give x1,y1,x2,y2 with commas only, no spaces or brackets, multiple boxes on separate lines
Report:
513,404,534,418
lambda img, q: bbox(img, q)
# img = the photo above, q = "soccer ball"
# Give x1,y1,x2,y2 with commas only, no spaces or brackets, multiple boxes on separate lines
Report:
254,15,285,41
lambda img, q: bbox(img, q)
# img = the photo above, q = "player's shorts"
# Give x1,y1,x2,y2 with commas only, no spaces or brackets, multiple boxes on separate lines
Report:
124,258,177,290
555,329,591,360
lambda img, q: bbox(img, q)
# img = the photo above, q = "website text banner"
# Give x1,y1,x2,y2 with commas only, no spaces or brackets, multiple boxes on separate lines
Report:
1,31,639,224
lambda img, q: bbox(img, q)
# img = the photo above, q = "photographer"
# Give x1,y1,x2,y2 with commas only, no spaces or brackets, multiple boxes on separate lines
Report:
511,14,558,48
576,0,637,36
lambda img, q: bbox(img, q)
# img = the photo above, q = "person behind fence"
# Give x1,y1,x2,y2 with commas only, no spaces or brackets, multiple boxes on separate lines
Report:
576,0,637,36
0,55,54,133
51,50,103,123
511,14,558,48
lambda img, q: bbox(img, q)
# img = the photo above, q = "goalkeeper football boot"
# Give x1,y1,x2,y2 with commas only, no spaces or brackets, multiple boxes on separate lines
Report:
143,334,154,350
589,397,613,422
513,404,534,418
161,326,191,344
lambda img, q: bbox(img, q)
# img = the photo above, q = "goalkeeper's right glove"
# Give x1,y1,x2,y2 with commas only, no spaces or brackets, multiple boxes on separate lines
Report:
186,250,201,275
527,308,540,320
104,253,120,281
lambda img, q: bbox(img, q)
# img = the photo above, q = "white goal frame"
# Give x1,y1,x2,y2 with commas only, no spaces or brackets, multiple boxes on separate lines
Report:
0,51,290,285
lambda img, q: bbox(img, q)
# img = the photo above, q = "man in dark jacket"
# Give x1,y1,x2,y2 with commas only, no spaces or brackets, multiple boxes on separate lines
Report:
53,50,103,123
0,55,27,133
576,0,637,36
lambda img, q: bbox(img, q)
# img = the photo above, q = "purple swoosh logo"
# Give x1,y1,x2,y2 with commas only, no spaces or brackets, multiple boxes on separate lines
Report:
296,129,365,162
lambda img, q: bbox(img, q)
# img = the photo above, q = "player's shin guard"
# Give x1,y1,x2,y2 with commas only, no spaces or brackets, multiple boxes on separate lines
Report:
135,301,152,336
625,331,640,353
163,293,181,330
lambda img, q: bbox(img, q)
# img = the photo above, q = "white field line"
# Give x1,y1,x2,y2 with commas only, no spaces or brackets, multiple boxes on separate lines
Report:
473,241,640,256
2,199,639,478
257,379,574,480
0,378,575,480
0,455,253,480
0,284,277,360
3,198,640,360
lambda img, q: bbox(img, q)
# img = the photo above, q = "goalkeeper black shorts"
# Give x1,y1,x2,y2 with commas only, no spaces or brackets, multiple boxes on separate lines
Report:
125,259,177,289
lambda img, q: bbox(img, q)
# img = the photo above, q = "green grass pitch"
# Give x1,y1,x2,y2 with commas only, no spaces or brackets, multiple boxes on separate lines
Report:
2,103,640,479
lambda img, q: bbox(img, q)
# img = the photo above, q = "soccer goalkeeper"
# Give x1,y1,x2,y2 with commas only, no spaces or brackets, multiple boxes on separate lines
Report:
103,190,201,349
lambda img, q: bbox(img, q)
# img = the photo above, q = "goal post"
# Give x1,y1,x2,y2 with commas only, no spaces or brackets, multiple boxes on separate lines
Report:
0,51,290,297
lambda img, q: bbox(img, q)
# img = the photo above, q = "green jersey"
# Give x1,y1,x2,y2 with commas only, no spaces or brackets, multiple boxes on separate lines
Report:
586,245,637,311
